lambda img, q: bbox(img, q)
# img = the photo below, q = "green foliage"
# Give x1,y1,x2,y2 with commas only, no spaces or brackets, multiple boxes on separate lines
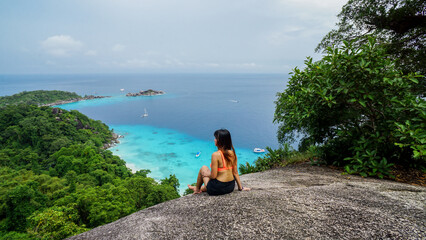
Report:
0,90,81,107
343,136,395,178
0,231,33,240
122,176,156,209
161,174,180,192
5,181,47,232
27,206,88,240
146,184,180,206
316,0,426,95
239,145,313,174
75,185,135,227
275,37,425,178
0,100,181,239
0,104,112,165
393,103,426,162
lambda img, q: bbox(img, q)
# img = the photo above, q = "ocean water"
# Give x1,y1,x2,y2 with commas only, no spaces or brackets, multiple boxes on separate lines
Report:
0,73,289,192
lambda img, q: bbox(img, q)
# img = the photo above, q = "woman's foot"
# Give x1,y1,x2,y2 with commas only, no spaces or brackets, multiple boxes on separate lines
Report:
187,184,202,194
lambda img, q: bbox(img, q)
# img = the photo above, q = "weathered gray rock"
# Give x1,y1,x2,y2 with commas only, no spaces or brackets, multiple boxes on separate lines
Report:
68,163,426,240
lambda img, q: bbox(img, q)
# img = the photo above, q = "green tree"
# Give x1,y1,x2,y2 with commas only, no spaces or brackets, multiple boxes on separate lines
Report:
123,176,155,209
5,181,47,232
146,185,180,206
0,231,32,240
316,0,426,94
275,37,425,177
27,206,88,240
64,171,77,193
75,185,134,227
161,174,180,192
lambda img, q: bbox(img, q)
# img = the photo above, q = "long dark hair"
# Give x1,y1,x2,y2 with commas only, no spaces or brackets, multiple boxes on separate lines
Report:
214,129,237,168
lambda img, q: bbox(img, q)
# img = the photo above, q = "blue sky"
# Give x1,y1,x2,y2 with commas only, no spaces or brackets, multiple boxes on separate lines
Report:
0,0,347,74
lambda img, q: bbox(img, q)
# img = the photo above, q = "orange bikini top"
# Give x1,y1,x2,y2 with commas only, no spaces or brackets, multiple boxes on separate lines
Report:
216,150,233,172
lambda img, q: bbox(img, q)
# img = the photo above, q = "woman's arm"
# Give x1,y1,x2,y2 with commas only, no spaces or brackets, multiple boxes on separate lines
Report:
233,163,250,191
234,171,243,190
210,152,219,179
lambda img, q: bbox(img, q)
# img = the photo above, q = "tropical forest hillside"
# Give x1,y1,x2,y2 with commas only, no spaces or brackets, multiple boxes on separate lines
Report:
0,91,180,240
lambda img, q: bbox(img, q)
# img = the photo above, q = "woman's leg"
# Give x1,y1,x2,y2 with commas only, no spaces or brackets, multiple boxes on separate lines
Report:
188,166,210,193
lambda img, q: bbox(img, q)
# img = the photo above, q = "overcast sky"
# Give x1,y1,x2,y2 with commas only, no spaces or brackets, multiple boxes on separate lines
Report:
0,0,347,74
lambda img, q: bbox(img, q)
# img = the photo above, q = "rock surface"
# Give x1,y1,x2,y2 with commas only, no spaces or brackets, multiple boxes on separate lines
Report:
68,163,426,240
102,132,123,149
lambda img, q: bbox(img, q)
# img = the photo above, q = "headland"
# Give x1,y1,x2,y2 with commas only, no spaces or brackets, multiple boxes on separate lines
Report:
41,95,110,107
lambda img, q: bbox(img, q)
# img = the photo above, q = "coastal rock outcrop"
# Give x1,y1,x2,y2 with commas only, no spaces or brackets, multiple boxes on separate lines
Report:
102,132,123,149
67,163,426,240
126,89,165,97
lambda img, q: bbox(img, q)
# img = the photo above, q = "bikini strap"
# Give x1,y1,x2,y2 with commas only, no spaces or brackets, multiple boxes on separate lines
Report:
219,150,227,168
218,150,233,171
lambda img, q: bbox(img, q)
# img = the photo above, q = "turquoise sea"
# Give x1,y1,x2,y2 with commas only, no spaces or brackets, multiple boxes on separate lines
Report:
0,73,289,192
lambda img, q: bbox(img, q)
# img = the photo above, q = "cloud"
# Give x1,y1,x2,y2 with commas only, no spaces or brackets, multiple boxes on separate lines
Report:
205,63,220,68
277,0,346,12
164,55,185,67
112,44,126,52
85,50,97,56
226,62,260,70
108,56,259,71
271,0,346,28
117,59,161,68
266,26,305,46
41,35,83,57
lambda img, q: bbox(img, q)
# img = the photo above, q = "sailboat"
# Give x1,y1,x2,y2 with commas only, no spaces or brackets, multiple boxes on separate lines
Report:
141,108,148,118
253,148,265,153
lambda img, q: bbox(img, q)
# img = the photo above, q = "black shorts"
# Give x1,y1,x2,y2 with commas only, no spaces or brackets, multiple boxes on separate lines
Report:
206,179,235,196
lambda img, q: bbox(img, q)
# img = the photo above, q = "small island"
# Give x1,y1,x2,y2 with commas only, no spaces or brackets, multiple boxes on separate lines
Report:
126,89,165,97
0,90,110,107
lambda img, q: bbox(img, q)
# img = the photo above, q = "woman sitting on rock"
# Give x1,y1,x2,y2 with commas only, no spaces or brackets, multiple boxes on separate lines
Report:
188,129,250,195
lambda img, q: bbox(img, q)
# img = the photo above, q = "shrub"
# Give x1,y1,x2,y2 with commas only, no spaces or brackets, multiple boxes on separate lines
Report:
274,37,425,178
239,145,313,174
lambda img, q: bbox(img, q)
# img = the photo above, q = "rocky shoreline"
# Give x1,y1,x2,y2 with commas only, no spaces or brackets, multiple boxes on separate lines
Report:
126,89,165,97
103,132,124,149
40,95,110,107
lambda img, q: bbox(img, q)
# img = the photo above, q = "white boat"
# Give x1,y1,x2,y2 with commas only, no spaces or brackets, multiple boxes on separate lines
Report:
196,151,201,158
141,108,148,118
253,148,265,153
229,99,239,103
120,88,125,92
